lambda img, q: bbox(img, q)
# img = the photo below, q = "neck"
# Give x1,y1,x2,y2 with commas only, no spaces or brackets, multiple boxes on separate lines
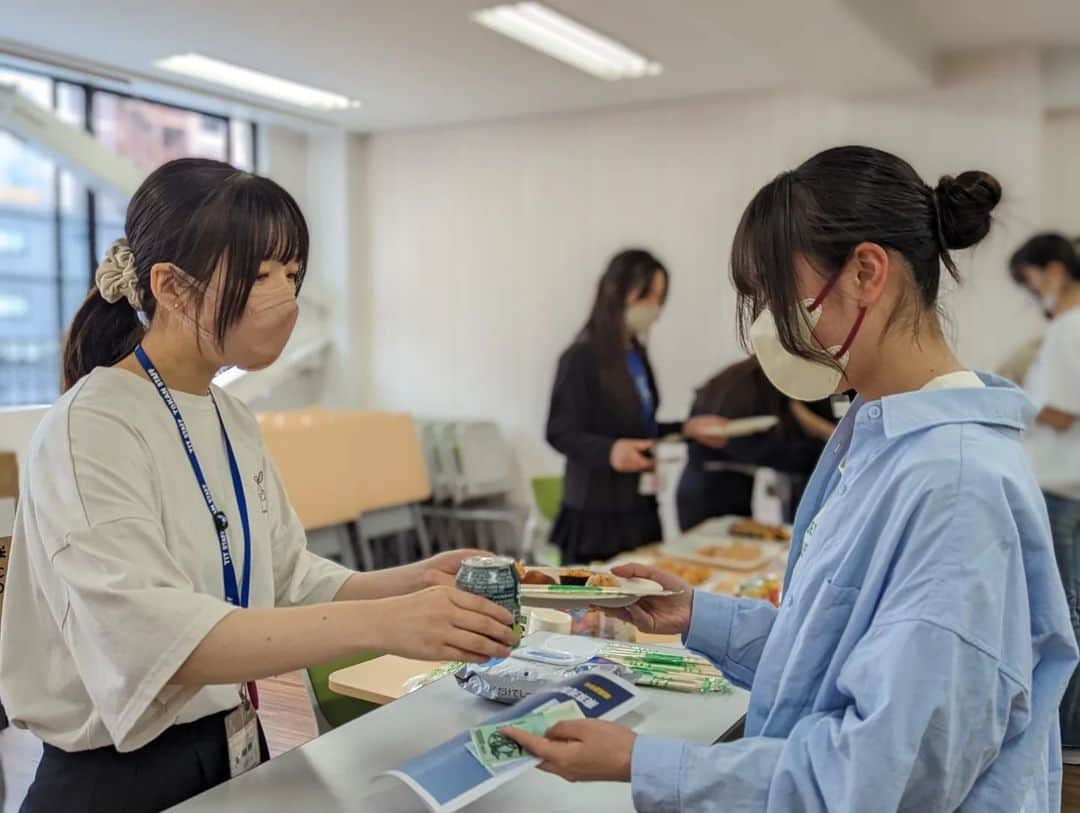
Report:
120,327,219,395
1053,282,1080,317
847,328,964,402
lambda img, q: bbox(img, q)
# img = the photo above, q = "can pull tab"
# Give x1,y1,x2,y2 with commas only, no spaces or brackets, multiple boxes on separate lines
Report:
214,511,229,532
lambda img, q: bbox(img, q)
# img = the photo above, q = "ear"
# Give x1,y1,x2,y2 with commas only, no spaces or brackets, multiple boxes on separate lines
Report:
149,263,189,313
846,242,890,307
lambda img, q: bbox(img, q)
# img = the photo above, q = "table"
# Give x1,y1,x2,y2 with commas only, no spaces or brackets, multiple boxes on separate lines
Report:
171,633,749,812
329,632,683,706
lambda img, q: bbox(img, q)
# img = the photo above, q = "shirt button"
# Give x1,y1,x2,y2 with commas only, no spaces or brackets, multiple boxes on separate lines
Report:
868,405,882,419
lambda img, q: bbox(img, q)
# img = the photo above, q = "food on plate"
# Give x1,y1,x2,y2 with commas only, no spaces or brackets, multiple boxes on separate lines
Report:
559,568,594,586
652,557,712,586
698,541,763,562
729,518,792,541
514,560,527,580
521,569,558,586
585,573,621,588
737,573,783,606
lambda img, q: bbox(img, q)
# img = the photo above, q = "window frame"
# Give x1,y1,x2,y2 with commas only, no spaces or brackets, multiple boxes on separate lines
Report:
0,61,258,405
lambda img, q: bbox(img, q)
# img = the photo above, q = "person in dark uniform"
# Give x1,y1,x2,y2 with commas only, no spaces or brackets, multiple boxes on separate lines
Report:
675,356,837,530
546,249,726,564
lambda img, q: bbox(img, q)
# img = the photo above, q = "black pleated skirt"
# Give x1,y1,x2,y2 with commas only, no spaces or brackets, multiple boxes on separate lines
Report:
550,502,663,565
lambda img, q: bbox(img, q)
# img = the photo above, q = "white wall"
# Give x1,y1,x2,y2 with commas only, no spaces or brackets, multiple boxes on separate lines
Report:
358,49,1048,489
1043,110,1080,235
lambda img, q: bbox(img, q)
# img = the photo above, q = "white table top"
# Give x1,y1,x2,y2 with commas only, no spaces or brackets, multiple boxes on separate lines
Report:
170,635,749,812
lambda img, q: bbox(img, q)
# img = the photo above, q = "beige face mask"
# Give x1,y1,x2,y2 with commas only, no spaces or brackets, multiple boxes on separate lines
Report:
173,267,299,371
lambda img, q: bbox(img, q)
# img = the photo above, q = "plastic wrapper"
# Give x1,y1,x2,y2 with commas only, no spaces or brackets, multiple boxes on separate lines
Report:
455,655,635,704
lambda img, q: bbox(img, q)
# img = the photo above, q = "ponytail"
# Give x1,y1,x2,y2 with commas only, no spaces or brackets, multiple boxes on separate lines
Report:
61,288,145,391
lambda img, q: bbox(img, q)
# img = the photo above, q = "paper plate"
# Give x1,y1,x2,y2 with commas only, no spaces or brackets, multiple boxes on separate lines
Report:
701,415,779,438
519,569,676,609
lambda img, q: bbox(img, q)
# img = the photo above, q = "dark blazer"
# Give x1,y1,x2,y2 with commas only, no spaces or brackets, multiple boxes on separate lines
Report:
546,340,679,513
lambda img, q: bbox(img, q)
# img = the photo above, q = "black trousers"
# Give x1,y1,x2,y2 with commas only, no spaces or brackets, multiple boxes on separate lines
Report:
21,708,269,813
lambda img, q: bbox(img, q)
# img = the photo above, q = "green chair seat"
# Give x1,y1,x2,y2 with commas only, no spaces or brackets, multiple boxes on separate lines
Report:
307,653,380,729
531,475,564,523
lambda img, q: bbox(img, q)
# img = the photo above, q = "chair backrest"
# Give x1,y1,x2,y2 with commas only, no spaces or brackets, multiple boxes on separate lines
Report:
452,420,514,503
530,475,564,522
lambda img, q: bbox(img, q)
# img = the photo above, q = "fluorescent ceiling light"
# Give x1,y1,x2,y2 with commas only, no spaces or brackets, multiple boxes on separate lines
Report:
154,54,360,111
473,3,662,81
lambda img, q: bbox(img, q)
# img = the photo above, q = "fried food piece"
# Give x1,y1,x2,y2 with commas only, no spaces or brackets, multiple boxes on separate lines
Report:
514,560,527,580
521,569,558,585
586,573,621,588
729,519,792,541
698,541,763,562
652,557,711,586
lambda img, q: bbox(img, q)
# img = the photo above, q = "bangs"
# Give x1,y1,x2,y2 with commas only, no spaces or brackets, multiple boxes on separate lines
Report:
730,172,835,366
174,171,309,346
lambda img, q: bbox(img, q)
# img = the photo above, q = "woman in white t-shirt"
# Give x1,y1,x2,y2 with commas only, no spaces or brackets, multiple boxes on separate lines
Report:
1010,233,1080,752
0,158,516,812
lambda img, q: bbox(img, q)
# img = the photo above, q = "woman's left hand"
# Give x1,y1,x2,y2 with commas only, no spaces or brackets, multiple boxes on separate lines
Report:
502,719,636,783
683,415,729,449
417,549,490,588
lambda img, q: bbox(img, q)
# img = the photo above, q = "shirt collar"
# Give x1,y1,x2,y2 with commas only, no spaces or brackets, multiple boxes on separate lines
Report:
875,372,1035,440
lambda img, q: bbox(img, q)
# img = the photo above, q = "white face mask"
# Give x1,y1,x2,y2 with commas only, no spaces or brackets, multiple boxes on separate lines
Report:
750,275,866,401
626,303,661,336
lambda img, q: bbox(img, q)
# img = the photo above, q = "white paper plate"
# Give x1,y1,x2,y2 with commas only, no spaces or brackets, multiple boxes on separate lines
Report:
701,415,779,438
519,568,676,609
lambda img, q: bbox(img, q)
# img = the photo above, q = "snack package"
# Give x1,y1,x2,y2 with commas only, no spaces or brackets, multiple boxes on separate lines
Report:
455,655,635,704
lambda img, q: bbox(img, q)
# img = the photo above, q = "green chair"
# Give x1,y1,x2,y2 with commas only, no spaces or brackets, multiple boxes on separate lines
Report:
522,475,564,565
531,475,564,522
305,653,381,733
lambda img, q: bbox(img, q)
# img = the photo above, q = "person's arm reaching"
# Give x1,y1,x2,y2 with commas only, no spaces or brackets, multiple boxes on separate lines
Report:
609,564,778,689
171,585,516,686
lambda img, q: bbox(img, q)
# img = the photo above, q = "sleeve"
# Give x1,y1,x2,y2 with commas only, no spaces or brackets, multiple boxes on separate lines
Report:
546,346,616,469
40,405,235,752
631,465,1057,812
264,454,353,607
657,420,684,437
632,620,1023,812
1038,319,1080,414
683,590,779,690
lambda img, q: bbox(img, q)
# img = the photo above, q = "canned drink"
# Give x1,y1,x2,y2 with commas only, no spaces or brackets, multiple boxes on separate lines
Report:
455,555,523,643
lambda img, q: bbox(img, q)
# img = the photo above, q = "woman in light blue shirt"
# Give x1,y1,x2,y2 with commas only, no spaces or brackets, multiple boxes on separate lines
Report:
507,146,1079,811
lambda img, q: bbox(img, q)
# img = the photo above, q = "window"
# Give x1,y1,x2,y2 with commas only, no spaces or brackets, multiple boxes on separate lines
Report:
0,65,256,406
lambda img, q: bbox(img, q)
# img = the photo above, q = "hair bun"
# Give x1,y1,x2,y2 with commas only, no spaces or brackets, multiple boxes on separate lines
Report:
933,171,1002,250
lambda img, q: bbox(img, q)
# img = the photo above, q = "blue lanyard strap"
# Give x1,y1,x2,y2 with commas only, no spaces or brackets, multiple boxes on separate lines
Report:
133,344,252,608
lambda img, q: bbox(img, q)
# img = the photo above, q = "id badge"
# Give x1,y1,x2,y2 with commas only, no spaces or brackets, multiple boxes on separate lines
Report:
225,690,261,778
638,471,658,496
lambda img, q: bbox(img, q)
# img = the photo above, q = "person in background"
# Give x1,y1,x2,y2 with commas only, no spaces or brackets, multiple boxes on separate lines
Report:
546,249,726,564
1009,232,1080,758
510,146,1077,812
676,356,835,530
0,159,515,812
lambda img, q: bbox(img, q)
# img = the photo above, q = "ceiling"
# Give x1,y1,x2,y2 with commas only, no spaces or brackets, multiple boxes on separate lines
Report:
0,0,1077,131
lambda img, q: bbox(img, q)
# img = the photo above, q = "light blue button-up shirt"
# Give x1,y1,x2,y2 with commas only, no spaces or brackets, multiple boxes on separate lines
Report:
632,374,1078,812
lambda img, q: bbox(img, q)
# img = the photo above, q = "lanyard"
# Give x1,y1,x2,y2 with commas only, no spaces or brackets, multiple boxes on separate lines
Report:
134,345,252,609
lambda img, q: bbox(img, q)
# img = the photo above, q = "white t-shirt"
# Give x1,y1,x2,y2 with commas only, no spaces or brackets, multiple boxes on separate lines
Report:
1022,308,1080,500
0,367,352,752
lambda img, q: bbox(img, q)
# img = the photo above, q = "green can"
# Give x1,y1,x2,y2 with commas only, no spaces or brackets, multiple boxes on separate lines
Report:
455,555,523,643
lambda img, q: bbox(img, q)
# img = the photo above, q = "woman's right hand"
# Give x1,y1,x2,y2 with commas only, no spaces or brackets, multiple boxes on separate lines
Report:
606,563,694,635
378,586,517,663
609,439,654,473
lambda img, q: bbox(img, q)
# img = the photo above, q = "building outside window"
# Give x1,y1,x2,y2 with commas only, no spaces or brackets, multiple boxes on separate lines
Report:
0,65,256,406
